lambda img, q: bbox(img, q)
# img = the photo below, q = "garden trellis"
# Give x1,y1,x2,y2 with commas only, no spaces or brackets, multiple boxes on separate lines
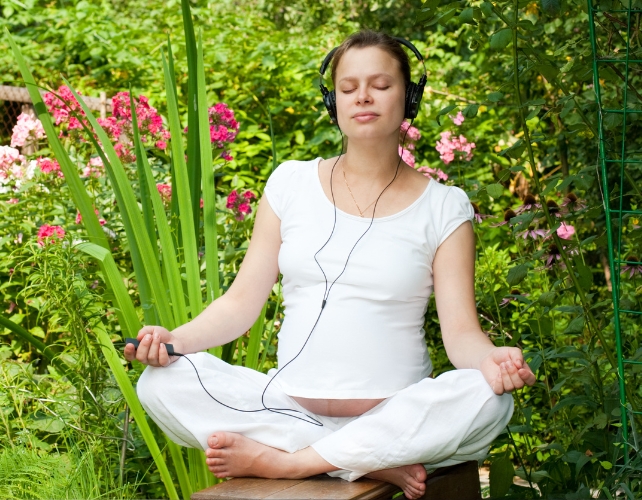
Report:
588,0,642,462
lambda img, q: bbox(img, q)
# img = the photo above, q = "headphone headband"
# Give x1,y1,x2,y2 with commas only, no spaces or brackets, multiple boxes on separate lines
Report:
319,37,426,80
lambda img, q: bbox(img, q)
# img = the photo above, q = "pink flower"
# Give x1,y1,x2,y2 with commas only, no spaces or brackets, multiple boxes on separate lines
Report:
560,192,587,213
514,194,540,214
557,222,575,240
76,209,106,226
43,86,87,135
398,146,415,167
226,190,239,208
400,121,421,142
155,140,167,150
184,102,239,160
37,157,63,178
516,226,548,240
11,113,45,148
621,256,642,278
416,166,448,182
7,198,19,204
435,131,475,164
450,111,465,126
37,224,65,246
0,146,25,177
226,189,255,220
82,157,104,178
156,183,172,204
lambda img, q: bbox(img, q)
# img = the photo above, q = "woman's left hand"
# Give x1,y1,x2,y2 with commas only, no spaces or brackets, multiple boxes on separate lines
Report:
480,347,536,395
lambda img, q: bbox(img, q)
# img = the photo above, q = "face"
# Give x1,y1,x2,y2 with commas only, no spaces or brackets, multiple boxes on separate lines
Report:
333,46,406,140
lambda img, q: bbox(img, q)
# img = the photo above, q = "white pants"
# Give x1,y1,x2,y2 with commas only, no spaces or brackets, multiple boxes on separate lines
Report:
137,353,513,481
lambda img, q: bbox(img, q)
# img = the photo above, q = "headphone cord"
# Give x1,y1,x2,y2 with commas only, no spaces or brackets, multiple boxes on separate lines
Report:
173,121,414,426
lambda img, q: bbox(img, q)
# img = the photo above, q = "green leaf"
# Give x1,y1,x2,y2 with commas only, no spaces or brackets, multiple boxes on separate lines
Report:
490,455,514,498
197,32,220,306
486,183,503,199
92,322,180,500
563,315,585,334
534,63,559,83
480,1,494,17
459,7,475,24
574,258,593,289
541,0,561,14
600,461,613,470
162,49,202,320
538,291,556,307
507,264,528,286
245,301,268,370
490,29,512,50
436,104,457,125
487,91,504,102
501,139,526,159
462,104,478,118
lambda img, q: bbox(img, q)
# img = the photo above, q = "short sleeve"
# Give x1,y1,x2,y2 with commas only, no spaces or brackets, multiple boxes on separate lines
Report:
437,186,474,246
263,161,298,219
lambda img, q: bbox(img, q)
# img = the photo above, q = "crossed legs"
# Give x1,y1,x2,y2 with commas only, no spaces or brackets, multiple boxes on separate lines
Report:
137,353,513,500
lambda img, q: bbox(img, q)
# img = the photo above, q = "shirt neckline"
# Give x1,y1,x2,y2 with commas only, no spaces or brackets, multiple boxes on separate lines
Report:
313,156,433,222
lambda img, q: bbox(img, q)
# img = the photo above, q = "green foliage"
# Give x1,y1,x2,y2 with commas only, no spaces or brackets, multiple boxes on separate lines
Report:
1,0,641,498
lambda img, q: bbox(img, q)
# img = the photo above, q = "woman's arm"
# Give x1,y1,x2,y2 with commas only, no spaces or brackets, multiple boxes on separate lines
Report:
124,195,282,366
433,221,536,394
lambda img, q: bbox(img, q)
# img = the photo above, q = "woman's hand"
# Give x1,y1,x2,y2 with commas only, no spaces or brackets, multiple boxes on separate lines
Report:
479,346,536,395
123,325,185,367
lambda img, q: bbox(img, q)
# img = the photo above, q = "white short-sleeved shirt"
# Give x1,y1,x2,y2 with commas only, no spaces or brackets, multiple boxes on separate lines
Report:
263,157,474,399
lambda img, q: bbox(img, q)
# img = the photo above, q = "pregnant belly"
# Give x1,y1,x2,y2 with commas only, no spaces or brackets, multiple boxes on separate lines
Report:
292,397,386,417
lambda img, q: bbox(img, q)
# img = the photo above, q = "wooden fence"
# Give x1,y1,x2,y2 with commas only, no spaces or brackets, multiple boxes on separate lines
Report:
0,85,111,153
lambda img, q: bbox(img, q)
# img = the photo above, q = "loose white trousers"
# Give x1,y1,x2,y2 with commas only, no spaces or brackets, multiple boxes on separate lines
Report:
137,353,513,481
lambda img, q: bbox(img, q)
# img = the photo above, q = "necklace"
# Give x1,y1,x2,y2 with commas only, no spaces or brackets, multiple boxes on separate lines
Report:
342,164,384,217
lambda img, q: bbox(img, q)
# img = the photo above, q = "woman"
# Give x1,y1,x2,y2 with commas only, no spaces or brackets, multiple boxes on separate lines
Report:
126,30,535,500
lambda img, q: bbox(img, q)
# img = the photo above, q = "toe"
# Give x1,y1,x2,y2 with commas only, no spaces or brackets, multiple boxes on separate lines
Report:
208,432,226,449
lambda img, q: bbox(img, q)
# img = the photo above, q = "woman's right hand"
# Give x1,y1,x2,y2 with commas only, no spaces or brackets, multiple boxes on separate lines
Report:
123,325,184,367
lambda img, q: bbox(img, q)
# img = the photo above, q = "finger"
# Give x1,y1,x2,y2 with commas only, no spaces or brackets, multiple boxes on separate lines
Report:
124,343,136,362
136,333,152,363
518,367,537,386
505,360,525,390
492,371,503,395
508,348,524,369
158,343,170,367
147,332,161,366
500,362,515,393
137,325,156,341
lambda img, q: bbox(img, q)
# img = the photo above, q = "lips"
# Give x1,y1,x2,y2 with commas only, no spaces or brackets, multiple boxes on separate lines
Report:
353,112,379,122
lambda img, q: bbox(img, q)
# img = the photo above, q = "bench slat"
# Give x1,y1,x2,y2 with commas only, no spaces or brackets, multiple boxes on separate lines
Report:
190,476,400,500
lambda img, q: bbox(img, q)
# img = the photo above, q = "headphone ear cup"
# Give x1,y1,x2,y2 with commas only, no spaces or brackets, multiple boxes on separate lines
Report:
321,84,338,124
404,83,421,119
327,90,337,123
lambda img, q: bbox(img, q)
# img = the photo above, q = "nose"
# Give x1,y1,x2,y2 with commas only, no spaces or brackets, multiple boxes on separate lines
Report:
356,85,372,105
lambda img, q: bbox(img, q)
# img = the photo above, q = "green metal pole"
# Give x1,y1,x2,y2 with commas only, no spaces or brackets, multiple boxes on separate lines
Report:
586,0,629,462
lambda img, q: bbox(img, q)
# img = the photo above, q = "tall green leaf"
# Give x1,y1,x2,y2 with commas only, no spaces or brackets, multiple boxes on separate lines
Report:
92,321,179,500
197,32,220,305
245,301,268,371
131,99,189,327
162,49,202,320
181,0,202,242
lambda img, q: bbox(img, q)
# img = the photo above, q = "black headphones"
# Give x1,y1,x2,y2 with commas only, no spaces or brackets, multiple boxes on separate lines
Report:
319,36,427,124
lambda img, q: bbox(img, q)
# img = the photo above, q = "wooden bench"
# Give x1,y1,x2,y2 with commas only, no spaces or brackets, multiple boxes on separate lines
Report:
191,461,481,500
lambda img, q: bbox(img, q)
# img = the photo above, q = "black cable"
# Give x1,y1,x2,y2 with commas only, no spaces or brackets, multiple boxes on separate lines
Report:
174,120,414,426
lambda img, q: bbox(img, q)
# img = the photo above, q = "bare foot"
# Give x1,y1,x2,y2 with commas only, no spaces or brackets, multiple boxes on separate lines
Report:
204,431,336,479
366,464,427,500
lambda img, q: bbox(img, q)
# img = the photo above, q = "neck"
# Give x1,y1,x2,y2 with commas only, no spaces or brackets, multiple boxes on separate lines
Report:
340,134,403,181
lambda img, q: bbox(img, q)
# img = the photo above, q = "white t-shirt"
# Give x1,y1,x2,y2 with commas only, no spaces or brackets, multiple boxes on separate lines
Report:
263,157,474,399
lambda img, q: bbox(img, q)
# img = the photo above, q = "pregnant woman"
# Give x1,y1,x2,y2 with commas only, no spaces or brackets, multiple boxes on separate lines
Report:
125,30,535,500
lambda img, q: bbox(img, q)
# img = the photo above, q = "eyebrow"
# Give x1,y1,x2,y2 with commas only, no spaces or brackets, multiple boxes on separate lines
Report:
337,73,394,83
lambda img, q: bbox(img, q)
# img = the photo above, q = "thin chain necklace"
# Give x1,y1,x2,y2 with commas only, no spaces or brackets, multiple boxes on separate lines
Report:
341,161,395,217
